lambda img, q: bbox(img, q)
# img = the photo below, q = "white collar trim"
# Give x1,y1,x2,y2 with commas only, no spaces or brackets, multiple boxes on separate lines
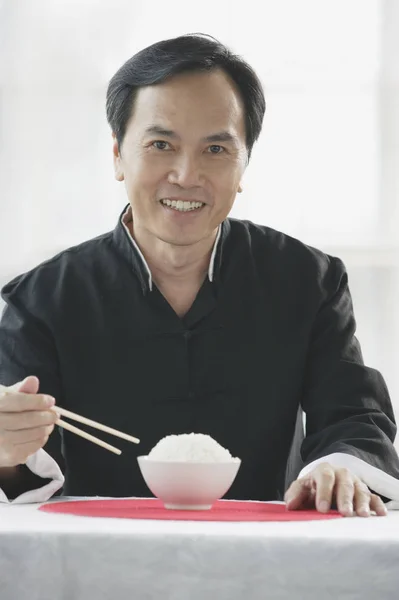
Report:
121,206,154,291
120,205,221,291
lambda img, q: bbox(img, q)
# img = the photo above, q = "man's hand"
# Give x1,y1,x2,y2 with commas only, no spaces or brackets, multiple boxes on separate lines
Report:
284,463,387,517
0,376,58,468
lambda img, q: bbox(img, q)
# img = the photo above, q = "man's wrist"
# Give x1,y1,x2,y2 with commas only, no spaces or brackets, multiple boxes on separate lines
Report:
0,464,23,478
0,464,48,499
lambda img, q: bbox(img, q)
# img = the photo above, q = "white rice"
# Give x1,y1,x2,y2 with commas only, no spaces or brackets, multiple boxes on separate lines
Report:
147,433,239,463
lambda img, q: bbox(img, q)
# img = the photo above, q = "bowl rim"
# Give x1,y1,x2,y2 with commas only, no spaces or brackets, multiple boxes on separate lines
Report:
137,455,241,466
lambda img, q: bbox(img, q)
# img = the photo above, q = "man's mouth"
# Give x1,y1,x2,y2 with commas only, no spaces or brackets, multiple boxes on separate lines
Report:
160,199,204,212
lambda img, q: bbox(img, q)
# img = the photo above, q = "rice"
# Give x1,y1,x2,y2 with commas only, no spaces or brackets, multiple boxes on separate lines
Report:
147,433,239,463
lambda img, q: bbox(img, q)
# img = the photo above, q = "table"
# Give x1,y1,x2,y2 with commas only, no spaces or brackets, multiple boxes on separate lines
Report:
1,499,399,600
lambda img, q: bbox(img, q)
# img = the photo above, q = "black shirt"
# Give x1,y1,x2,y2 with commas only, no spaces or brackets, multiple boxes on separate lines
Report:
1,207,398,500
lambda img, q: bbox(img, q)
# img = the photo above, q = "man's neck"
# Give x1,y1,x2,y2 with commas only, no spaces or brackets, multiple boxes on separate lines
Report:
130,223,218,289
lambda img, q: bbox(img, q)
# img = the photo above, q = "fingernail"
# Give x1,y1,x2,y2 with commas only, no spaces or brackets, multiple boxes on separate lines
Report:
319,501,329,513
45,396,55,407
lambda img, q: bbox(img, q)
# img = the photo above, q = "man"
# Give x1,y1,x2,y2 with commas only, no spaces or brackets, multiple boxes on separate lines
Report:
1,34,398,516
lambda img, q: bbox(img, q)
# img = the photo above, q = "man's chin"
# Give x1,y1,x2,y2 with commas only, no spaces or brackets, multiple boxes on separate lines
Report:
157,234,207,248
155,226,216,248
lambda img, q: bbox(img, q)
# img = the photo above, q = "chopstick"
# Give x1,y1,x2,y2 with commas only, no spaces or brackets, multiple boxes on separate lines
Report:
0,384,140,455
56,418,122,455
54,407,140,445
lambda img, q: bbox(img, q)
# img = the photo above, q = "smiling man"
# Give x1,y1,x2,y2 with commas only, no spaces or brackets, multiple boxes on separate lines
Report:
111,66,248,318
1,34,399,516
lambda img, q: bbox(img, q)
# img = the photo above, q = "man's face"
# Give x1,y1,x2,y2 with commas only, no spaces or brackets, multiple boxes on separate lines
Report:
113,69,248,247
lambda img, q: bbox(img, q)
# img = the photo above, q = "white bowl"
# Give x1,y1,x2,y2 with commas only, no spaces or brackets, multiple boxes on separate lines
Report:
137,456,241,510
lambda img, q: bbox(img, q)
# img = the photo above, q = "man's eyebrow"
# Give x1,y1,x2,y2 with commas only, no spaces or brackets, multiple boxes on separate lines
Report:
144,126,239,145
144,126,179,139
203,131,239,144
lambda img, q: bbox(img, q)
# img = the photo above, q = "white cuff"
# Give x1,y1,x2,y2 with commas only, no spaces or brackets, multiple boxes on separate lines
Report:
0,449,64,504
299,452,399,510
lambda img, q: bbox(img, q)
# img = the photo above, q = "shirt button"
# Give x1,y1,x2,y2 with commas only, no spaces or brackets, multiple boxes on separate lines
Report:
188,391,195,400
183,331,192,340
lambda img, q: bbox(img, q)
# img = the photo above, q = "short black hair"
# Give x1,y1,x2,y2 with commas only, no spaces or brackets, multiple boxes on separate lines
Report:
106,33,266,159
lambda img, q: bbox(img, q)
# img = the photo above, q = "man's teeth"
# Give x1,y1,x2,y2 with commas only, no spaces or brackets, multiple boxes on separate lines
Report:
161,199,204,212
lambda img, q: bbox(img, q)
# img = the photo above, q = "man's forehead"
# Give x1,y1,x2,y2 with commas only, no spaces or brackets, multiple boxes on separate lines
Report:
135,71,243,113
131,74,245,137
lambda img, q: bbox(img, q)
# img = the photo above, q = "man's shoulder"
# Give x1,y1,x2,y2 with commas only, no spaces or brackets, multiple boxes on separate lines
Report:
1,230,114,301
229,218,338,264
229,219,347,293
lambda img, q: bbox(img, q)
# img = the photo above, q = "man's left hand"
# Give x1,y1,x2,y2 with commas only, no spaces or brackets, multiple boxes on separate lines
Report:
284,463,388,517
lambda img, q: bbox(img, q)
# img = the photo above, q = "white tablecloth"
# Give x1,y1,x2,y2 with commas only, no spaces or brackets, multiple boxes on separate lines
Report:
1,499,399,600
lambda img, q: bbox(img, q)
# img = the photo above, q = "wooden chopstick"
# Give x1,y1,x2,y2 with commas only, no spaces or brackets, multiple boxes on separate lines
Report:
0,384,140,454
56,418,122,455
54,406,140,445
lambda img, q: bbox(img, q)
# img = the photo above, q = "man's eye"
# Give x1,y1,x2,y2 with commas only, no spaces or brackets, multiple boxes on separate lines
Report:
152,141,170,150
208,145,224,154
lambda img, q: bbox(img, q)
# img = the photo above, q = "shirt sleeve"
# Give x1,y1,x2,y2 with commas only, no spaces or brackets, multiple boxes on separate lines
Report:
299,255,399,490
299,452,399,508
0,448,64,503
0,287,65,502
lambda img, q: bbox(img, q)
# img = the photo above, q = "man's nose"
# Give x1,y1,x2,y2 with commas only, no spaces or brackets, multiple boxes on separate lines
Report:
167,154,204,188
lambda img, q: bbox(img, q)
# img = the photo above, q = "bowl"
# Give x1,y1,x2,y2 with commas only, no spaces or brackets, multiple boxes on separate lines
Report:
137,456,241,510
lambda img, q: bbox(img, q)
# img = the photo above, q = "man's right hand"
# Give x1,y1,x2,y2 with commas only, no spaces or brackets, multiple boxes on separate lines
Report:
0,376,58,468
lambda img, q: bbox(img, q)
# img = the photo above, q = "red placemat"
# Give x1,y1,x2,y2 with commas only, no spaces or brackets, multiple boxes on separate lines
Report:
39,498,342,522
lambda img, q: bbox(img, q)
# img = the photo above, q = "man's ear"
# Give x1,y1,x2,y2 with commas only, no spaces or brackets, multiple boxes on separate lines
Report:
112,133,124,182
